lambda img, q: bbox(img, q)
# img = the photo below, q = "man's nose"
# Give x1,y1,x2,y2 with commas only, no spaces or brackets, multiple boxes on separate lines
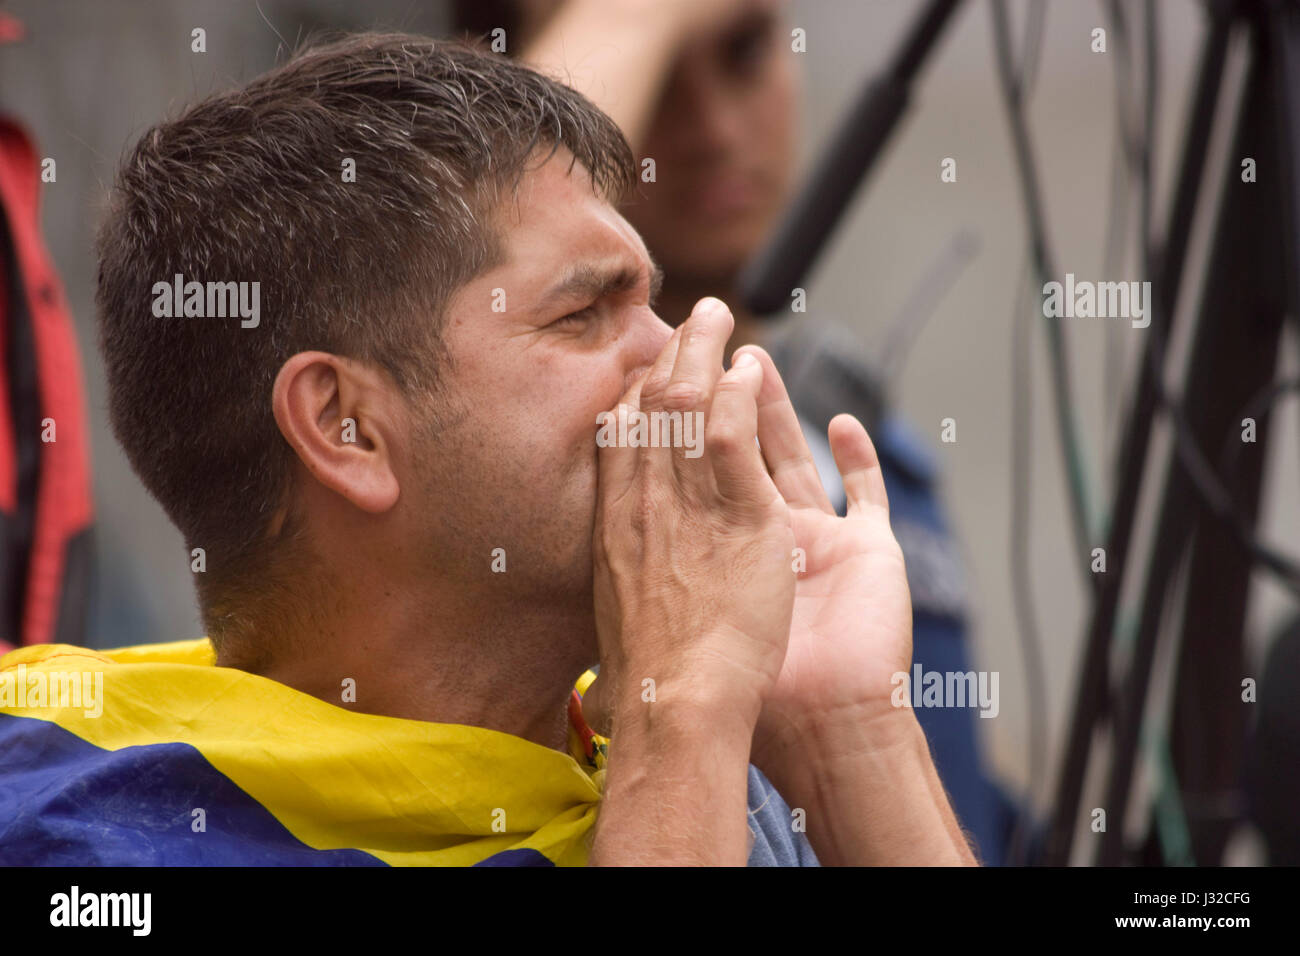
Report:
622,312,674,392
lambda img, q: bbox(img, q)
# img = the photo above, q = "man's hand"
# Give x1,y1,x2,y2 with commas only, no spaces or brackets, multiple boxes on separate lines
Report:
738,346,979,866
586,298,795,866
737,346,914,765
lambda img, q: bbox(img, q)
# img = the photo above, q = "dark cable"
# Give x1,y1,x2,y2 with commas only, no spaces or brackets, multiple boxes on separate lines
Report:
1133,1,1300,597
1150,326,1300,596
1218,377,1300,474
1140,0,1157,314
1102,0,1136,433
1007,255,1049,867
990,0,1098,583
1001,0,1049,868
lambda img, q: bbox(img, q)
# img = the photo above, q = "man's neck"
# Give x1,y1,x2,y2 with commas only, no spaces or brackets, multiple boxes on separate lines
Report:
219,575,594,754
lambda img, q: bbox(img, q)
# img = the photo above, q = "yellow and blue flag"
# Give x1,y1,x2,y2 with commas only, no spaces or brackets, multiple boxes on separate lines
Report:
0,639,608,865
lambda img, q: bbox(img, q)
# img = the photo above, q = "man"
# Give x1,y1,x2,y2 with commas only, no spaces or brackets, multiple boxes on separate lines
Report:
0,33,974,866
457,0,1008,862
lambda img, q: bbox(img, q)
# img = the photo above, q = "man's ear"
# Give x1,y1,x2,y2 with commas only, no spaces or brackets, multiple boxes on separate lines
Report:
271,351,401,514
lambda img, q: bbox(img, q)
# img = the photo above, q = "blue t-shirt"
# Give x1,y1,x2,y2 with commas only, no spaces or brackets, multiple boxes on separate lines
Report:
746,764,820,866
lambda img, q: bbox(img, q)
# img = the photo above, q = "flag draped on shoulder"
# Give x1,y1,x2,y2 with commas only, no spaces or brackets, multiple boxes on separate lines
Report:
0,639,608,865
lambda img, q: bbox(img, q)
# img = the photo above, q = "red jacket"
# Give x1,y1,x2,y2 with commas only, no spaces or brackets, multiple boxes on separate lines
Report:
0,107,94,653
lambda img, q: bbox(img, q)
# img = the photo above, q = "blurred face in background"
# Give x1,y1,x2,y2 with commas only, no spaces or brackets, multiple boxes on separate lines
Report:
624,0,799,286
517,0,800,289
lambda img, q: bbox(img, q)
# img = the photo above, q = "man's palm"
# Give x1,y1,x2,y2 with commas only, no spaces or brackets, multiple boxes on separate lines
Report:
740,348,915,764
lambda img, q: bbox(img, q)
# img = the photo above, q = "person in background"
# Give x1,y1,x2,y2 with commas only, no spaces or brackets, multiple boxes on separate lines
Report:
0,10,95,657
453,0,1014,864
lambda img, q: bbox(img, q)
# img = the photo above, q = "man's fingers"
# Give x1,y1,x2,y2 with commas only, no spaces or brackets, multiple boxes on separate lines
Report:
596,402,641,507
828,413,890,516
596,328,682,505
637,325,683,412
663,298,734,488
738,346,835,514
707,353,769,501
659,297,733,418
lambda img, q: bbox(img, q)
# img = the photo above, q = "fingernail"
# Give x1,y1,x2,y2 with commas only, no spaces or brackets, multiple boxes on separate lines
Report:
696,296,725,318
733,352,757,368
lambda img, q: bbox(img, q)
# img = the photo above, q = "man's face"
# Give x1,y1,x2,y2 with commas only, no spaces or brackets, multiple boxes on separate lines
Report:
620,0,798,284
409,150,670,626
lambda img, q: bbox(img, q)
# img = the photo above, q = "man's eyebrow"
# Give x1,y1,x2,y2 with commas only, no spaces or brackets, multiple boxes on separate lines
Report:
534,257,666,314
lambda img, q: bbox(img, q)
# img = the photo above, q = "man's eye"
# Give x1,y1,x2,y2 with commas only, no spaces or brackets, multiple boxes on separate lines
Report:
724,20,773,74
553,306,595,326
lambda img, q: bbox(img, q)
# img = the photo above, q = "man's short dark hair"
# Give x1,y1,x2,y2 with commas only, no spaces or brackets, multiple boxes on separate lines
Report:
96,32,636,653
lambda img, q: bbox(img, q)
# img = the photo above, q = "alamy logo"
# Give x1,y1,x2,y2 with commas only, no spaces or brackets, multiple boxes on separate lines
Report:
151,273,260,328
50,886,151,936
596,407,704,459
1042,273,1151,328
0,664,103,718
891,665,1000,718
